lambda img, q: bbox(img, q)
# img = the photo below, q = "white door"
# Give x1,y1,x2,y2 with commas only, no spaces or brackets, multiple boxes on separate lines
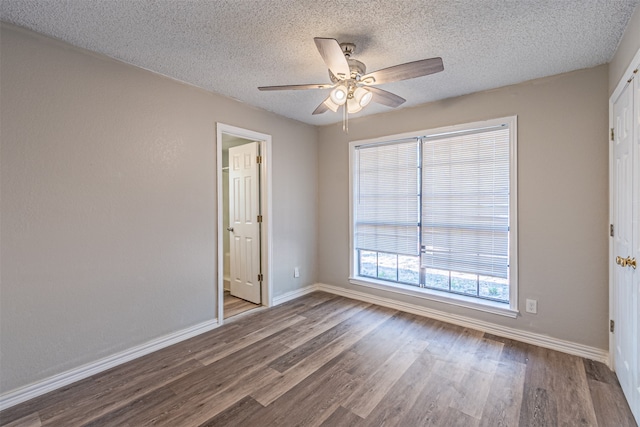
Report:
228,142,261,304
632,69,640,422
612,74,639,421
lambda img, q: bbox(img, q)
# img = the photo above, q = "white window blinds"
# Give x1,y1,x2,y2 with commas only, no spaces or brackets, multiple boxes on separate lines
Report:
354,140,419,256
421,127,510,279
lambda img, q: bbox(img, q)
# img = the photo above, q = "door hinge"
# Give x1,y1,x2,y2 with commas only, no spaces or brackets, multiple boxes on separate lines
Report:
258,273,263,282
610,128,615,141
256,155,263,164
610,319,615,333
257,214,263,223
610,224,614,237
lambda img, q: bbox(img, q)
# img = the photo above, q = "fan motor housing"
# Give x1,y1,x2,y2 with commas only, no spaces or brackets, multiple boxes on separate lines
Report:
329,58,366,83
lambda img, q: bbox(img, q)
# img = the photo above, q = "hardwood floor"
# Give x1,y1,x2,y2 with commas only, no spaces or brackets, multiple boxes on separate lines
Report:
1,292,636,427
223,290,260,319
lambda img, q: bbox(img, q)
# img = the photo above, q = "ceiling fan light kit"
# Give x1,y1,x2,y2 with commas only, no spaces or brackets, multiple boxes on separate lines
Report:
323,97,341,113
258,37,444,132
329,85,348,105
353,87,373,108
347,98,362,114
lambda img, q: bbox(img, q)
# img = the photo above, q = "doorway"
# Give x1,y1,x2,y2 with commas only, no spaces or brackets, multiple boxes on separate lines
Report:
217,124,272,322
609,49,639,423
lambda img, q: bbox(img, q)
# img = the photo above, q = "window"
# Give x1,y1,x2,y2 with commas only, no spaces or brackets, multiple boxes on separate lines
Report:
349,117,518,316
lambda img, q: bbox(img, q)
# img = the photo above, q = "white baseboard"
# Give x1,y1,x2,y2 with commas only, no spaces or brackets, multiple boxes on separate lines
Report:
272,284,318,306
314,283,609,365
0,318,219,411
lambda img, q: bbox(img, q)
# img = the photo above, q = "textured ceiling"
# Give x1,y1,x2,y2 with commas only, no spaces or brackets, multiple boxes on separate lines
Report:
1,0,638,126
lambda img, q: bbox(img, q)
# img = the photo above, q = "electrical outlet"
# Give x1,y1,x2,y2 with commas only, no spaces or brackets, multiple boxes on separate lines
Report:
294,267,300,278
526,299,537,314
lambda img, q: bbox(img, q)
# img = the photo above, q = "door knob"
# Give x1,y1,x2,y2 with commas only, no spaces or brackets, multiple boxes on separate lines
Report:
625,257,636,269
616,256,627,267
227,227,234,232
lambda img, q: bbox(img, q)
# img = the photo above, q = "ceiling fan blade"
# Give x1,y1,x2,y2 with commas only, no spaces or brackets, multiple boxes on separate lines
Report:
314,37,350,80
361,57,444,85
312,98,330,115
367,86,406,108
258,83,334,91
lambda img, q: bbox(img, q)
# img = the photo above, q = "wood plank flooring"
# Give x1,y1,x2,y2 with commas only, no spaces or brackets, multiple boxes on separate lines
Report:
1,292,636,427
223,290,260,319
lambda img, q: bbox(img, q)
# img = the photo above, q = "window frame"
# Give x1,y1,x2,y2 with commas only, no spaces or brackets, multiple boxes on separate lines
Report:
348,116,519,318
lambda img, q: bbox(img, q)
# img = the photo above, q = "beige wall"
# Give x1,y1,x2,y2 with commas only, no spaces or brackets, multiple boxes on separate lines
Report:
318,65,610,350
0,24,318,394
609,4,640,95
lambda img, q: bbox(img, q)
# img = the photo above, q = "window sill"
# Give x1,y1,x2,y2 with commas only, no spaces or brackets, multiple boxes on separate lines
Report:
348,276,519,318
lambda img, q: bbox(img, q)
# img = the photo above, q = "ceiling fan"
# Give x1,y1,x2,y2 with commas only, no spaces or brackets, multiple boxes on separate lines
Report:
258,37,444,130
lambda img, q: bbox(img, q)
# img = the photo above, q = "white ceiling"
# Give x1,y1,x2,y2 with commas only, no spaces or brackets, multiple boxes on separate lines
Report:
1,0,638,126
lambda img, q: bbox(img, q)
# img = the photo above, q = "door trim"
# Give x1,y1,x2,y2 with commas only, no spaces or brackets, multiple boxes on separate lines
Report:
216,123,273,325
609,47,640,369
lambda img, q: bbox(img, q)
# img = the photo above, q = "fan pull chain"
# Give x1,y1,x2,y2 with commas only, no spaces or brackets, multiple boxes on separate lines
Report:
343,104,348,133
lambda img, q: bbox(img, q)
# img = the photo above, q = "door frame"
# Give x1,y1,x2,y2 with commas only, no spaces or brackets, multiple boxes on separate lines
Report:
216,123,273,324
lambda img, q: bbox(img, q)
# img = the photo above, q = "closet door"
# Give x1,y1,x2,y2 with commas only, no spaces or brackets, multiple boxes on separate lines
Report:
632,69,640,422
611,68,639,423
